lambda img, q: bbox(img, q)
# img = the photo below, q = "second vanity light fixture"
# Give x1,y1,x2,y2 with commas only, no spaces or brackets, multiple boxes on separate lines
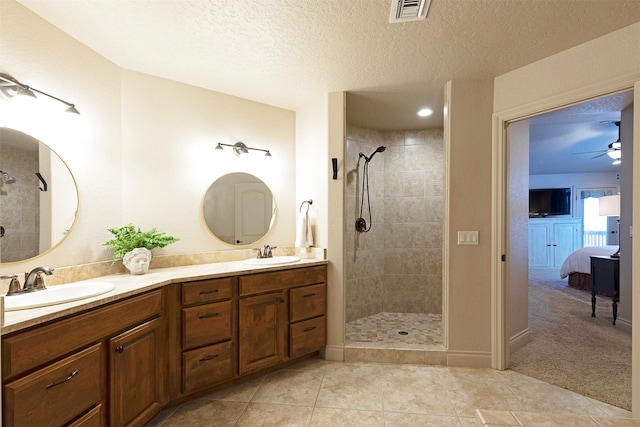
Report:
215,142,272,157
0,73,80,114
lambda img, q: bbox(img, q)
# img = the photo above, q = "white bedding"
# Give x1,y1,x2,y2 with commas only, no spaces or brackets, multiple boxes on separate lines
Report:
559,245,618,278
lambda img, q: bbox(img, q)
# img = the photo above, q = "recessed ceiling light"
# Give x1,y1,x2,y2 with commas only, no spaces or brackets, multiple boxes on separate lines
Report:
417,108,433,117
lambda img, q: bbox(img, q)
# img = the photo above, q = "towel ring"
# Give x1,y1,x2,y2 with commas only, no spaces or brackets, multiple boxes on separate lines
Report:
299,199,313,213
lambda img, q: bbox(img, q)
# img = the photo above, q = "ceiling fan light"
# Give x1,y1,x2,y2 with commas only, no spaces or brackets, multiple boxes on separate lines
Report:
607,150,621,160
612,159,621,165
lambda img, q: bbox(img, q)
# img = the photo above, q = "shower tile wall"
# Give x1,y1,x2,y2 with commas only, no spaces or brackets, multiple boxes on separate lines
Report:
0,135,40,262
346,125,443,323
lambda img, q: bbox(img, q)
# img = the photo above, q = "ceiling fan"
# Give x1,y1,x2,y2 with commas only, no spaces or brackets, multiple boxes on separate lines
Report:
573,121,621,164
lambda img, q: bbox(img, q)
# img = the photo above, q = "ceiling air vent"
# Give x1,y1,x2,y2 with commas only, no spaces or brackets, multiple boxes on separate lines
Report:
389,0,432,23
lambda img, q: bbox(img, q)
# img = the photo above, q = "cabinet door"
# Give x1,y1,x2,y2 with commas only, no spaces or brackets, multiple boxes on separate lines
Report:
528,222,550,268
238,291,286,375
552,221,577,268
109,318,163,427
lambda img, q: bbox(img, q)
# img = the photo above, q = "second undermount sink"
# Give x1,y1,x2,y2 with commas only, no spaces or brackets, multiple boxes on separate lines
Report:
242,256,301,266
4,281,116,311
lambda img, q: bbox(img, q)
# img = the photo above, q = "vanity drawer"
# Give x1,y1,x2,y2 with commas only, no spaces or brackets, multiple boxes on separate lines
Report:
3,343,103,427
183,300,232,349
289,316,326,359
289,283,326,323
239,265,326,296
182,277,233,305
183,341,233,394
68,404,104,427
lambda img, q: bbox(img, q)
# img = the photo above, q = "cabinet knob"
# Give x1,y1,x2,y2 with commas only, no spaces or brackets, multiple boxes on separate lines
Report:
115,345,124,353
279,298,285,303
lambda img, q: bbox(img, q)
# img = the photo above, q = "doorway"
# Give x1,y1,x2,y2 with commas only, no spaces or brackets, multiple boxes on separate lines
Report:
493,85,637,410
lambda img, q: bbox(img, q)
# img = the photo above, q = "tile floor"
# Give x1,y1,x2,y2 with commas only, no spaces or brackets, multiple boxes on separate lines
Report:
148,357,632,426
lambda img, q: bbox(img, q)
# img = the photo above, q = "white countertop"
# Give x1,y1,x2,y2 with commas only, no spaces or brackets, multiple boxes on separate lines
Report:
1,258,327,335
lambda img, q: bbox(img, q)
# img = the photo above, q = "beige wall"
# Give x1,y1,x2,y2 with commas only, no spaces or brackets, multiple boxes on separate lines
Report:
0,0,122,272
0,0,297,279
445,79,495,365
295,98,329,251
325,91,346,361
119,70,296,252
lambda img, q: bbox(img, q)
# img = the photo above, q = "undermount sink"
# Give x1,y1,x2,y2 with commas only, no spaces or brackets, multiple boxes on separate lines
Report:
4,281,116,311
242,256,301,266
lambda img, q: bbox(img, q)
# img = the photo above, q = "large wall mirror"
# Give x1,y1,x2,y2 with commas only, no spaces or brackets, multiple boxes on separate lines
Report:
202,172,276,246
0,127,78,263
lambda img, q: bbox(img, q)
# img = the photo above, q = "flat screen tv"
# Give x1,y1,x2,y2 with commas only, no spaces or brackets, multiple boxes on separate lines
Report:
529,188,571,217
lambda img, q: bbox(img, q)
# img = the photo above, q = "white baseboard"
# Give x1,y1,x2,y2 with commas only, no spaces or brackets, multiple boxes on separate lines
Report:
509,328,531,353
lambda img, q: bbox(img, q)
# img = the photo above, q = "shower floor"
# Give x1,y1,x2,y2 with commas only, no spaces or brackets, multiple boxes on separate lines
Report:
345,312,443,348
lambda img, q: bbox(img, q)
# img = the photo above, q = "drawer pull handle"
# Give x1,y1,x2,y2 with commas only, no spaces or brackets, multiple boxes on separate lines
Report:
46,370,78,389
200,289,219,295
199,354,220,362
303,293,317,298
303,326,316,332
115,345,124,353
199,312,220,319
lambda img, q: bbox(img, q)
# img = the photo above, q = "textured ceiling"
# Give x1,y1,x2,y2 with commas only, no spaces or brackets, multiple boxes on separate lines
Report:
12,0,639,176
15,0,640,133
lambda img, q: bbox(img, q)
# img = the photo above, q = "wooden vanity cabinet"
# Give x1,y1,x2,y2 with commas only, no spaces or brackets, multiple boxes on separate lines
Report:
238,265,327,375
2,290,165,427
177,277,235,395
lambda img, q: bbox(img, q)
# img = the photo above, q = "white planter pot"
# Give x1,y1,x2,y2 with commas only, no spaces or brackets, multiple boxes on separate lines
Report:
122,247,152,275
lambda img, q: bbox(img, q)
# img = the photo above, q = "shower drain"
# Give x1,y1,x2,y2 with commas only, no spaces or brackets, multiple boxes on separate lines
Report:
398,331,409,335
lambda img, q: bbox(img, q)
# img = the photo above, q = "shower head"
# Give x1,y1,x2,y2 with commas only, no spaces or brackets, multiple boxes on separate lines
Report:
0,170,16,184
359,146,386,163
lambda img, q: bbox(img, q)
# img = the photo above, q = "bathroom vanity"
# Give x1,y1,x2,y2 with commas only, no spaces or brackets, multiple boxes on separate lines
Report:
1,260,327,426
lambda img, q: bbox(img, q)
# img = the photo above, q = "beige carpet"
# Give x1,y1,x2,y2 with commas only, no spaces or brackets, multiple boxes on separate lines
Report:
509,269,631,410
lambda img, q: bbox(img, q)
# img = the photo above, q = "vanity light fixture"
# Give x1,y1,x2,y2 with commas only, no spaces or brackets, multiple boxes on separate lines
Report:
0,73,80,114
215,142,272,157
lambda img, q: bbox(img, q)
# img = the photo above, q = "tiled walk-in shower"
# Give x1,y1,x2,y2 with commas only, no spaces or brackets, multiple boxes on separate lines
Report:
344,124,445,361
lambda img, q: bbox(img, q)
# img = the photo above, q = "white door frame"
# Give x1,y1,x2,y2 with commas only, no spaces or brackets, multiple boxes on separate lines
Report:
491,77,639,390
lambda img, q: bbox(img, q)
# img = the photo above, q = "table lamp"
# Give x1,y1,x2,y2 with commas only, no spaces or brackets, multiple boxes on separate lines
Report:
599,194,620,258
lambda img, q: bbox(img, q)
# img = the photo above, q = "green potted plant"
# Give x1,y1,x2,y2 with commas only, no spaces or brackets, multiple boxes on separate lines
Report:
104,224,179,274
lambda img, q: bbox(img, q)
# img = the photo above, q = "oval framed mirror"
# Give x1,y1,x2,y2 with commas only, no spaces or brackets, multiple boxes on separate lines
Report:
201,173,276,246
0,127,79,263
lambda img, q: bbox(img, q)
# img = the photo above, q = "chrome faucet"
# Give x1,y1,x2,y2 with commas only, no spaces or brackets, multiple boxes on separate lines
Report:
24,267,54,291
2,274,23,296
252,245,277,259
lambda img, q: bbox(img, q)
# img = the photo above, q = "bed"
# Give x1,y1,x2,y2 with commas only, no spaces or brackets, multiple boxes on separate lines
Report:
560,245,618,290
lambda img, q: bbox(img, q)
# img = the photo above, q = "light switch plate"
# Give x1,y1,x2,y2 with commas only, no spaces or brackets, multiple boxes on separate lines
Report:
458,231,479,245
